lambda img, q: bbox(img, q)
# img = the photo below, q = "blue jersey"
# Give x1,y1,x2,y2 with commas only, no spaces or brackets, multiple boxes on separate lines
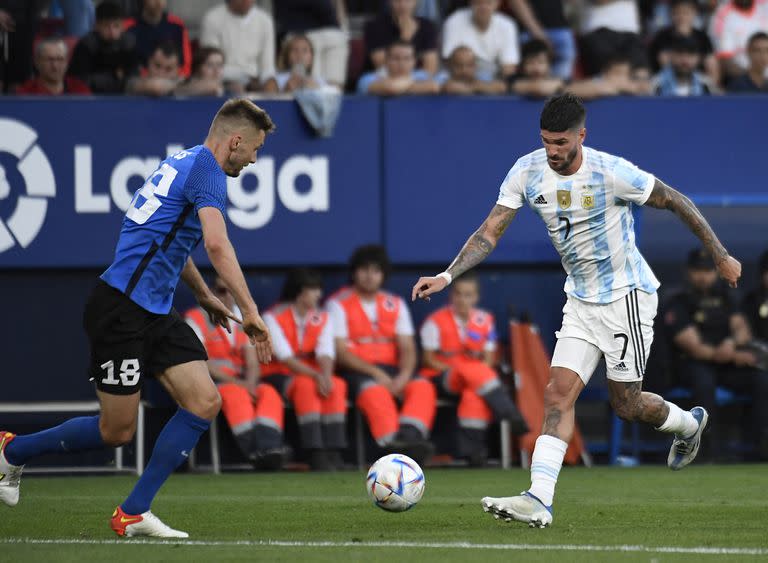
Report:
101,145,227,314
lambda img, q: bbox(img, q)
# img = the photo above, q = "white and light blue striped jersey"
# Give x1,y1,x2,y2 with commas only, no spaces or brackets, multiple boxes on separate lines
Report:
497,146,660,304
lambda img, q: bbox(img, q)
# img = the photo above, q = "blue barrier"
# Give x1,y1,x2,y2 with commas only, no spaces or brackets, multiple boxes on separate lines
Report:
0,96,765,268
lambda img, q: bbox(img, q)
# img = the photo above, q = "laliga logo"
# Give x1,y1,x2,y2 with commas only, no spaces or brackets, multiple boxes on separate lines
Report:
0,118,56,252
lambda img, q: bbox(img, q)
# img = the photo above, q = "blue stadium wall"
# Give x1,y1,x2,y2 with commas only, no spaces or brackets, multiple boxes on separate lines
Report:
1,96,766,401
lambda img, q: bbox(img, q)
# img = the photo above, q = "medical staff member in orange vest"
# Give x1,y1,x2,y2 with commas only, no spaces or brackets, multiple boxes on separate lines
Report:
261,269,349,471
185,277,286,470
420,272,527,465
327,245,436,463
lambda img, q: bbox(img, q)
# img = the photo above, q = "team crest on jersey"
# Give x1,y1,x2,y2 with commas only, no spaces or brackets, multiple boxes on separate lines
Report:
581,193,595,209
557,190,571,209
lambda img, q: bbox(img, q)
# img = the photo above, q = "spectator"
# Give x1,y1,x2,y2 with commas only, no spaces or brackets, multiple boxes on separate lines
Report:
125,0,193,77
664,249,768,461
166,0,218,39
728,31,768,92
442,0,520,81
261,269,349,471
15,38,91,95
327,245,437,464
509,38,564,97
442,45,507,94
506,0,576,80
174,46,226,96
185,278,287,470
578,0,648,76
567,54,651,99
68,1,140,94
267,34,328,93
741,250,768,355
652,35,717,96
357,40,440,95
127,40,181,96
710,0,768,81
0,0,42,92
200,0,276,93
364,0,439,75
419,273,527,466
274,0,349,88
649,0,718,86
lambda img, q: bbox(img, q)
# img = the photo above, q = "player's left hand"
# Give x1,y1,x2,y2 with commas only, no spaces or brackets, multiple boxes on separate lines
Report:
716,255,742,288
411,276,449,302
242,309,273,364
198,293,239,333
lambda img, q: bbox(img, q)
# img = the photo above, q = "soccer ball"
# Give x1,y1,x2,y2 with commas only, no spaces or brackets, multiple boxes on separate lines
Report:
365,453,425,512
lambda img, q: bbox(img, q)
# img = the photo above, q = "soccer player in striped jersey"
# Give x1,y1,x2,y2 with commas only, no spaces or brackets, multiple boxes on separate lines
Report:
412,93,742,528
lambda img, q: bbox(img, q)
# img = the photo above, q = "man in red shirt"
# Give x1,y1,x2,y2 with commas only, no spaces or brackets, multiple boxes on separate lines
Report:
16,38,91,95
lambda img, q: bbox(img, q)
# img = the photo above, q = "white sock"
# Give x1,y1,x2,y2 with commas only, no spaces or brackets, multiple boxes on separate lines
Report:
656,401,698,437
528,435,568,507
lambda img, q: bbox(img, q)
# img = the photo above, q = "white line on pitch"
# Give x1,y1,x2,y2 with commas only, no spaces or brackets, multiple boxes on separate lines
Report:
1,538,766,555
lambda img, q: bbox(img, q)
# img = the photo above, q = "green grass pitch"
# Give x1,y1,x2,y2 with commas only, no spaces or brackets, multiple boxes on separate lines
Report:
2,465,767,562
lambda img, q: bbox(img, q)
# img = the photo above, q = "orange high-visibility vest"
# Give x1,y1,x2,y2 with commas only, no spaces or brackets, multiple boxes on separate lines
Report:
421,306,495,375
331,287,400,366
186,307,248,378
261,304,329,376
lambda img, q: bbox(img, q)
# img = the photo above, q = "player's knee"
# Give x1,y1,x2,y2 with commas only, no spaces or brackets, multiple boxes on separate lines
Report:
611,397,642,422
100,422,136,447
187,389,222,421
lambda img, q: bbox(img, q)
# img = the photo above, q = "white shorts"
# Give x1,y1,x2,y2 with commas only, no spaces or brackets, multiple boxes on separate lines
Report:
551,289,658,385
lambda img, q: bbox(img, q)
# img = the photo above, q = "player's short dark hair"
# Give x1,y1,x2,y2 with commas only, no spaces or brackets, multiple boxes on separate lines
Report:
540,93,585,132
212,98,276,135
151,40,180,61
521,39,552,62
96,1,124,21
349,245,392,278
191,46,224,76
748,31,768,49
280,268,323,302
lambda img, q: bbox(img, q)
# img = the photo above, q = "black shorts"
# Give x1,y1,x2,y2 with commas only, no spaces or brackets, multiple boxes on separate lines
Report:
83,281,207,395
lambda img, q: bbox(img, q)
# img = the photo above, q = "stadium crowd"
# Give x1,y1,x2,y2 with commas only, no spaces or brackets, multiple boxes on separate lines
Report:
2,0,767,97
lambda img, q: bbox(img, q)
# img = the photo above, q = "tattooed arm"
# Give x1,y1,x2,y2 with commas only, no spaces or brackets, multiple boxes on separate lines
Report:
644,178,742,287
411,204,518,301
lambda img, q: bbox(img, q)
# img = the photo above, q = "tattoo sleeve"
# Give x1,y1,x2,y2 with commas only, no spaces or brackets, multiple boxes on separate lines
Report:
643,178,728,265
446,205,517,278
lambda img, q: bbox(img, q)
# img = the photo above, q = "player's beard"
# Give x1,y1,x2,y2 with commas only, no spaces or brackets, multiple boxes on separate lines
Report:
549,145,579,173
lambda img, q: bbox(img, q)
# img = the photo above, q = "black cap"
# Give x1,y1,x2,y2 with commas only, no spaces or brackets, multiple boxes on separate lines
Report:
96,1,124,22
669,34,701,54
687,248,715,270
759,250,768,274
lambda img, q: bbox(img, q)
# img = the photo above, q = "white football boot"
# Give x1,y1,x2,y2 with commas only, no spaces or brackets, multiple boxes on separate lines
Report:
482,492,553,528
0,432,24,507
668,406,709,471
111,506,189,538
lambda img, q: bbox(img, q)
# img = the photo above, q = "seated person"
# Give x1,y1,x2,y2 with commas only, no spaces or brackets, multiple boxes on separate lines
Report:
267,34,329,93
509,39,564,98
174,46,226,97
124,0,192,77
127,41,182,97
709,0,768,82
566,54,651,100
441,45,507,95
652,35,717,96
364,0,439,75
419,272,527,466
327,245,437,464
664,249,768,460
185,278,286,470
67,0,141,93
649,0,718,87
741,250,768,372
441,0,519,81
261,269,348,471
357,40,440,96
727,32,768,93
16,38,91,95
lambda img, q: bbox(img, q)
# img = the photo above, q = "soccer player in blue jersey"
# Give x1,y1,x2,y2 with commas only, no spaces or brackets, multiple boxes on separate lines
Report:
0,98,276,538
412,94,742,528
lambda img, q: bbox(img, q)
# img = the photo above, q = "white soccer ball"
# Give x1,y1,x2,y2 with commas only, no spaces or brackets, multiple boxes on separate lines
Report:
365,453,425,512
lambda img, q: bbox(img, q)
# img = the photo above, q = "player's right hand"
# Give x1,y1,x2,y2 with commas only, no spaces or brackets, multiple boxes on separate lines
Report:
242,310,273,363
716,255,742,288
411,276,449,302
